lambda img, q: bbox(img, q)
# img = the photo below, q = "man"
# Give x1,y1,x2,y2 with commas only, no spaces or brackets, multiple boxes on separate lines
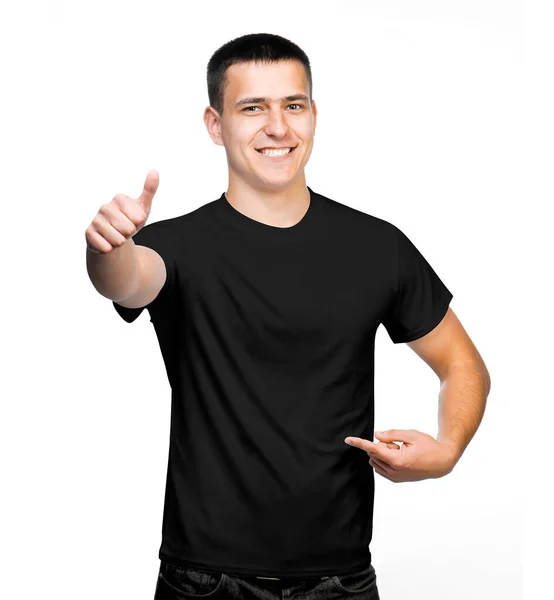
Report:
85,33,490,600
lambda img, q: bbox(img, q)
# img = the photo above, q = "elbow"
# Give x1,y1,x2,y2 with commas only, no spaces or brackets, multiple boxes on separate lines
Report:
476,363,491,397
484,370,492,397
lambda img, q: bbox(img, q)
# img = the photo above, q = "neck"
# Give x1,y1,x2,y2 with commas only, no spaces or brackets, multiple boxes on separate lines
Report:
224,176,310,229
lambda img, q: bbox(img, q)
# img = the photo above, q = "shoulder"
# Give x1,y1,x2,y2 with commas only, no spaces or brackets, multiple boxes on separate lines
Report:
313,188,401,243
139,198,220,237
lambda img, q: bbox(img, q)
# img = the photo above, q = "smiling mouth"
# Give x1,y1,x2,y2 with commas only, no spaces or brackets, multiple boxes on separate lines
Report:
255,147,297,159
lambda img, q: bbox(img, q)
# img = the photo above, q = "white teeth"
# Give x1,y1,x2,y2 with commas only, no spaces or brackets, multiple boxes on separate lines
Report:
259,147,293,156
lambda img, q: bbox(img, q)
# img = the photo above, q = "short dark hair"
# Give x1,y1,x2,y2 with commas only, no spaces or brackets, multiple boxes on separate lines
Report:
207,33,313,117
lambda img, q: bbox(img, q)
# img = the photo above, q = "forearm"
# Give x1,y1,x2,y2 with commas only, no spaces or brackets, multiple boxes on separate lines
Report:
437,365,491,463
86,239,140,302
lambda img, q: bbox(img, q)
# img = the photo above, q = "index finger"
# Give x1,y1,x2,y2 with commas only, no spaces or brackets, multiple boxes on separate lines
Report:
345,437,397,461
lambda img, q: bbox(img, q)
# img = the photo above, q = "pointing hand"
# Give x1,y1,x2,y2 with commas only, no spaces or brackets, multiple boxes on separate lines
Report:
344,429,459,482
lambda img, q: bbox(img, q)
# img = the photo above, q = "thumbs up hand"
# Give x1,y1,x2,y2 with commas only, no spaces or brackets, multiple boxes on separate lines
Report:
85,170,159,254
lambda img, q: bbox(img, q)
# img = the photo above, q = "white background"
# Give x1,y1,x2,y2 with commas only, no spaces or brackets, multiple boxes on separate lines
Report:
1,1,547,599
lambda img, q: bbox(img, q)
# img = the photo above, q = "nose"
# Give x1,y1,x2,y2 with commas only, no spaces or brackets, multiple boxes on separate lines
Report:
263,107,290,138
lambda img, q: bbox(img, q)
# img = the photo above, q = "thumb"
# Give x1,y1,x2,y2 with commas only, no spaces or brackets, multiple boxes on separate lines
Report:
137,169,159,215
374,430,401,450
374,430,414,444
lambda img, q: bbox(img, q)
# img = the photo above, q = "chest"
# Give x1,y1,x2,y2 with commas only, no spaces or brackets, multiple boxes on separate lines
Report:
178,239,393,353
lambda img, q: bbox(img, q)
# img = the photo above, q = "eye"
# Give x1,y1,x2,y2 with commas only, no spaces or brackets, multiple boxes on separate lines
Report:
242,104,304,113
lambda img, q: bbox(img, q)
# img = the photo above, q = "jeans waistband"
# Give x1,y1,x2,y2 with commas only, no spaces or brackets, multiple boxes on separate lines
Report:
255,576,330,581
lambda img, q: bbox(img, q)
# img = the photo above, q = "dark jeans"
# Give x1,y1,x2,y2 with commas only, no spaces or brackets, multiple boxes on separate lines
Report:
154,559,380,599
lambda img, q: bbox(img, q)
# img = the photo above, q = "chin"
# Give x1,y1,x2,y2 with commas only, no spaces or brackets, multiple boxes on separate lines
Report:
255,176,296,190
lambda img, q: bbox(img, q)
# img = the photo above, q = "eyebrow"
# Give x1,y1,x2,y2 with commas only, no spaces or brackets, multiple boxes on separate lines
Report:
234,94,310,108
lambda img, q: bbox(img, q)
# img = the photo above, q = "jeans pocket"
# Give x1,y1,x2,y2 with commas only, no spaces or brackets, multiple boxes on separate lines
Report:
157,561,226,598
332,563,378,594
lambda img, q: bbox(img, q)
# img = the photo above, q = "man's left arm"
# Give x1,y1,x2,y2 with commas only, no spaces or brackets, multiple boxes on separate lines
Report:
344,307,491,481
409,307,491,464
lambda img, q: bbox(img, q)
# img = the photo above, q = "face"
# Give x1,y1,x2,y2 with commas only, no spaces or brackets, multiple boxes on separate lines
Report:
204,60,317,192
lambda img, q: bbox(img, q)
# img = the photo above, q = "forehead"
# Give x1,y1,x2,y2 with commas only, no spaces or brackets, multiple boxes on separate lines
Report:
224,60,309,103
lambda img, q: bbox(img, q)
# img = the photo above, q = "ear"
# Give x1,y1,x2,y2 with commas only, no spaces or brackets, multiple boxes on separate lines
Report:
312,99,318,133
203,106,224,147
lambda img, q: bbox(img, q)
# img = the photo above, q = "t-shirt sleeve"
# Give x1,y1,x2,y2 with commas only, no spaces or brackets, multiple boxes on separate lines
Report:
381,226,453,344
112,221,177,324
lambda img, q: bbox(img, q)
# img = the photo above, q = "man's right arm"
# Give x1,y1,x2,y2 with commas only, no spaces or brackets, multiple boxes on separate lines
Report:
85,169,165,310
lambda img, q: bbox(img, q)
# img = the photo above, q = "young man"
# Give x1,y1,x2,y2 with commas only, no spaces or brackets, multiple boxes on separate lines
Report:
86,33,490,599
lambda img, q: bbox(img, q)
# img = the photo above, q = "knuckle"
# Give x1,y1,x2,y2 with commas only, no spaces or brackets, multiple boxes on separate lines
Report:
389,457,401,469
122,223,137,237
121,199,145,225
130,213,145,228
112,236,127,247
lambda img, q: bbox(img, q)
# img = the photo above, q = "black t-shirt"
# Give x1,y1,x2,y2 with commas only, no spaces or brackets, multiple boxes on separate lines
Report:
113,186,453,578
